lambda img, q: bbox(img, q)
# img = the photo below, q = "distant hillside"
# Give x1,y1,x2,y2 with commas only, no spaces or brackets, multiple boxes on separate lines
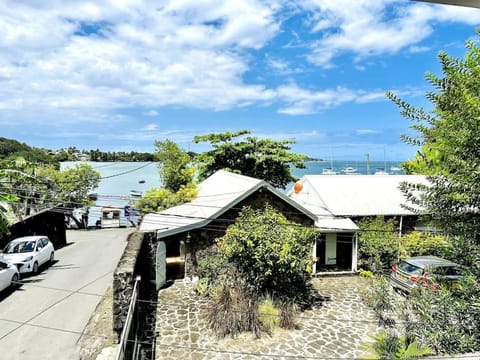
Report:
0,137,54,164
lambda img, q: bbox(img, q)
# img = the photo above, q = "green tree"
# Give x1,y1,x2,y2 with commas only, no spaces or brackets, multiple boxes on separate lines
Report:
358,216,398,273
134,184,197,213
0,160,100,222
36,163,100,208
154,140,195,192
193,130,307,189
135,140,197,214
215,205,316,303
387,31,480,270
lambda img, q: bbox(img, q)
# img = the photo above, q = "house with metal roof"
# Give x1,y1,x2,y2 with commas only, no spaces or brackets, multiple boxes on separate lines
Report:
139,170,359,287
288,174,428,272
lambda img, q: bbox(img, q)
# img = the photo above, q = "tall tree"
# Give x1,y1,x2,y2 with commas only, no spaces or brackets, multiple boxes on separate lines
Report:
135,140,197,214
193,130,307,189
387,31,480,267
0,159,100,221
154,139,195,192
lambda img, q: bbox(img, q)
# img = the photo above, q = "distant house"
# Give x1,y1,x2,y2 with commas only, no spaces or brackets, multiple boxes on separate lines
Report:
139,170,359,288
288,175,429,266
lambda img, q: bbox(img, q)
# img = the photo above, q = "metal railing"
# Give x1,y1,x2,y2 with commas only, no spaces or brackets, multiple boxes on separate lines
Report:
116,275,141,360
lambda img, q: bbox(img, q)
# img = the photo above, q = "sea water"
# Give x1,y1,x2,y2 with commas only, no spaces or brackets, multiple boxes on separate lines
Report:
61,160,404,227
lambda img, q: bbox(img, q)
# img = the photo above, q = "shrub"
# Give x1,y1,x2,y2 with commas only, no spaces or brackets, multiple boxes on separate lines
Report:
406,277,480,354
358,216,399,273
361,276,396,327
278,300,299,330
206,278,261,338
258,294,280,333
216,204,316,305
363,330,433,360
359,269,375,278
400,232,453,259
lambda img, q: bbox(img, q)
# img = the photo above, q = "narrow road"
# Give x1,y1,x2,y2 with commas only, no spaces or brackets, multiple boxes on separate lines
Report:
0,228,131,360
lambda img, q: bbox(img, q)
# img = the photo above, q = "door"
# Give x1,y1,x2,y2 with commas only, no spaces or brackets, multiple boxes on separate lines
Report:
36,238,48,265
156,241,167,290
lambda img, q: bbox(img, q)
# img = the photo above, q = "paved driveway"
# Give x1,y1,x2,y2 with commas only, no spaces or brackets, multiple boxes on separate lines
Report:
155,276,378,359
0,228,131,360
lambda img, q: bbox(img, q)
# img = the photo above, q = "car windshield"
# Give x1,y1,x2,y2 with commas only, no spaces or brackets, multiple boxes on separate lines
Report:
397,261,423,276
4,241,35,254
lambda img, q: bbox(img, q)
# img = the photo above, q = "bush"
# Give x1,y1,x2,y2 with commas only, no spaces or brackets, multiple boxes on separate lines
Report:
258,294,280,333
363,330,433,360
358,216,399,273
363,275,480,356
400,232,453,259
278,300,299,330
406,277,480,354
216,205,316,304
361,276,396,327
206,278,262,338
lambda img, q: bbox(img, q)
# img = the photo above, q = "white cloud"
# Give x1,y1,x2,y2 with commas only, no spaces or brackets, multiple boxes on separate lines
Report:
299,0,480,67
356,129,380,135
276,83,387,115
0,0,280,125
143,123,158,131
143,110,159,117
0,0,477,133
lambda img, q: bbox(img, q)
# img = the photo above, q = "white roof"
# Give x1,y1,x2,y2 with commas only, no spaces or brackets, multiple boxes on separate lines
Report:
290,175,427,217
139,170,318,236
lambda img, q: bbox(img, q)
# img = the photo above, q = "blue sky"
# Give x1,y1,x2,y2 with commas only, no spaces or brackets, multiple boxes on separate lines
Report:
1,1,479,161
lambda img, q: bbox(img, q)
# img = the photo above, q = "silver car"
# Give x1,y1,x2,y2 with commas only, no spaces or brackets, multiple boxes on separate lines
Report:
0,236,55,274
390,256,467,292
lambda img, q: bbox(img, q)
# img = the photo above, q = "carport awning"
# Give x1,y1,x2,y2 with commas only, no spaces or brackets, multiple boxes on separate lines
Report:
315,217,358,232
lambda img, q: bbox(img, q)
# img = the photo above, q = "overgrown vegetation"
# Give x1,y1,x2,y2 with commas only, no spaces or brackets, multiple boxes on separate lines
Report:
197,205,316,338
358,217,398,273
363,275,480,358
388,30,480,275
0,159,100,234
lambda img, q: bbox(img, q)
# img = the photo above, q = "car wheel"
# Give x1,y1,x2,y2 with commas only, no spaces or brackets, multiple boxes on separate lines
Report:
11,273,19,287
49,252,54,263
32,261,39,274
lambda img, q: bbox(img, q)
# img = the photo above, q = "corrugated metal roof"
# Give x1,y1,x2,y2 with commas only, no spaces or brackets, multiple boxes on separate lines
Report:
139,170,319,236
291,175,428,217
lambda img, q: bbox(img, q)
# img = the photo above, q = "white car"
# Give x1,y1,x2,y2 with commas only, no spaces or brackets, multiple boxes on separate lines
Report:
0,236,55,274
0,261,19,292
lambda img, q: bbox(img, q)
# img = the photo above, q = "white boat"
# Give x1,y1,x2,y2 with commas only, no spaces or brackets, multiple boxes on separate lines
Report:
374,168,389,175
390,166,402,173
130,190,143,197
322,167,338,175
342,166,359,174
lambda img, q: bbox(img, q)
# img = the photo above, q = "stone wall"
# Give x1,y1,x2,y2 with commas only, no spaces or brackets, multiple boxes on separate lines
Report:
112,231,145,337
112,231,158,359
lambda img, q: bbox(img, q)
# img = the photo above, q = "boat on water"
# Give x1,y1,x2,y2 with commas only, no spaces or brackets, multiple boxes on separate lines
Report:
138,180,146,184
342,166,359,175
390,166,402,173
374,168,389,175
322,167,338,175
130,190,143,197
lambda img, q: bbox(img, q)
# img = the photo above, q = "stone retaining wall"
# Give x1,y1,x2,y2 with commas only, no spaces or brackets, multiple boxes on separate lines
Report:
112,231,145,337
